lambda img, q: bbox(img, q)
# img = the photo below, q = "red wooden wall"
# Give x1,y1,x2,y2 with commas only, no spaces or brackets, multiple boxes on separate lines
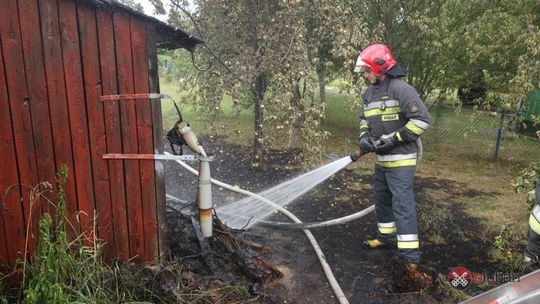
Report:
0,0,167,265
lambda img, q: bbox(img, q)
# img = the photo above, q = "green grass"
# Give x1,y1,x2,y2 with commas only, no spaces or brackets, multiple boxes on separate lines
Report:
460,197,499,225
320,90,360,153
160,81,255,145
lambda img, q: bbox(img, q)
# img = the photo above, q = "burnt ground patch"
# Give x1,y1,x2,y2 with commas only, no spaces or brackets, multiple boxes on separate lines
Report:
164,135,505,303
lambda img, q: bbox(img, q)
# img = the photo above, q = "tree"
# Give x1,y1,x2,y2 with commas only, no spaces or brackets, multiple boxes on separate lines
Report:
302,0,367,104
343,0,539,109
166,0,367,166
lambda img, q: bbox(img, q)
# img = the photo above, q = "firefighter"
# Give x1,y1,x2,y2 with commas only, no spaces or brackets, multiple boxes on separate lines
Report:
349,43,433,286
524,178,540,271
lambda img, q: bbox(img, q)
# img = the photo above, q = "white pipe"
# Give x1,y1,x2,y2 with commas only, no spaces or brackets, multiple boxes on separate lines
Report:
165,151,350,304
198,155,214,237
258,205,375,229
179,126,201,154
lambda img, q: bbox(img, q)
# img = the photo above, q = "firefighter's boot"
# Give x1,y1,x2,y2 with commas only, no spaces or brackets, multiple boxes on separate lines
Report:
362,239,394,250
406,262,433,285
392,256,433,291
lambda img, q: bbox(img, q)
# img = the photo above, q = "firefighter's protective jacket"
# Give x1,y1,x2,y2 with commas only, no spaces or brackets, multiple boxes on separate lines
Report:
530,179,540,235
359,77,432,168
525,178,540,258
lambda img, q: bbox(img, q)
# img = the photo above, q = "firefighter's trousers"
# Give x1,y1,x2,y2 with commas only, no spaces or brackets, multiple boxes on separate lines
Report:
373,165,420,263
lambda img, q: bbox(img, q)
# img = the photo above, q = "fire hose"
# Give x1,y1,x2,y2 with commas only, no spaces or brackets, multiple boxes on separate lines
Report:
256,205,375,229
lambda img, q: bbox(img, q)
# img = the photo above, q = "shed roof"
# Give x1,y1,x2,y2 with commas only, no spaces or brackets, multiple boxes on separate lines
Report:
84,0,203,51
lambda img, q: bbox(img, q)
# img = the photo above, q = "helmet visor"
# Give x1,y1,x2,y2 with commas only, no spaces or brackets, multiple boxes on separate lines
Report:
353,58,370,73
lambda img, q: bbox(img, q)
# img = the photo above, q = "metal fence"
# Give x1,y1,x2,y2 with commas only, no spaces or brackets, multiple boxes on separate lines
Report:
422,105,540,164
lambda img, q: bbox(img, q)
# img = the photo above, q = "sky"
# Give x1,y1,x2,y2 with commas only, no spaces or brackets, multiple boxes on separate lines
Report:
139,0,169,21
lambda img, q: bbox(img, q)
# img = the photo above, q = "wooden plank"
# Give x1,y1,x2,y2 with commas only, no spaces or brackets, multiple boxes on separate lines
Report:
0,0,39,260
100,93,167,101
77,1,114,259
103,154,196,161
96,7,129,259
147,24,168,260
0,35,22,266
58,0,96,244
131,18,158,262
113,11,145,260
39,0,79,239
18,0,58,219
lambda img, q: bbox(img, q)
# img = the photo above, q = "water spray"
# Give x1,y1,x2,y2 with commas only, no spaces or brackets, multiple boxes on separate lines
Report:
166,153,358,304
216,156,355,229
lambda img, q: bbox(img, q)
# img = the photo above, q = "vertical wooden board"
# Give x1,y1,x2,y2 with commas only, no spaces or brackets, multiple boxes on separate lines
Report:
146,24,167,259
0,40,22,266
96,8,129,259
18,0,58,217
131,19,158,262
0,0,39,258
39,0,79,238
58,0,96,243
113,10,145,260
77,2,115,259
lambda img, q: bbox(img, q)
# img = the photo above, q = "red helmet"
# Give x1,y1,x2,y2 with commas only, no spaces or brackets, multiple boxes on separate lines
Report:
354,44,397,76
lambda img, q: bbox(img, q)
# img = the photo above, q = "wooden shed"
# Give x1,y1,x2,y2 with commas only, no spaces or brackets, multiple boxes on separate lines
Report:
0,0,201,265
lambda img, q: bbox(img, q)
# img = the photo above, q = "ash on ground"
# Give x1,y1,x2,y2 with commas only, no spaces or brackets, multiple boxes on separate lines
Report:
162,135,505,304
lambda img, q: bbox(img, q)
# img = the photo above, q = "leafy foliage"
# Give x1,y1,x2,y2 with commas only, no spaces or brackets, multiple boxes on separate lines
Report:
439,0,539,108
512,115,539,209
513,162,540,209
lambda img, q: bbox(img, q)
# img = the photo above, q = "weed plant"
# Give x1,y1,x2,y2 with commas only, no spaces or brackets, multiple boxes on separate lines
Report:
19,166,115,303
491,224,526,273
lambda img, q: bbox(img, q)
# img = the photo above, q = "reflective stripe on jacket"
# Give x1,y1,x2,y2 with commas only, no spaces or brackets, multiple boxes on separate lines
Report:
360,77,432,168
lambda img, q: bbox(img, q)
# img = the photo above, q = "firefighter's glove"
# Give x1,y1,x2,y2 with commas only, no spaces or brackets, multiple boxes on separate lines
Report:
375,133,399,152
359,137,377,153
350,150,362,162
358,130,371,144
